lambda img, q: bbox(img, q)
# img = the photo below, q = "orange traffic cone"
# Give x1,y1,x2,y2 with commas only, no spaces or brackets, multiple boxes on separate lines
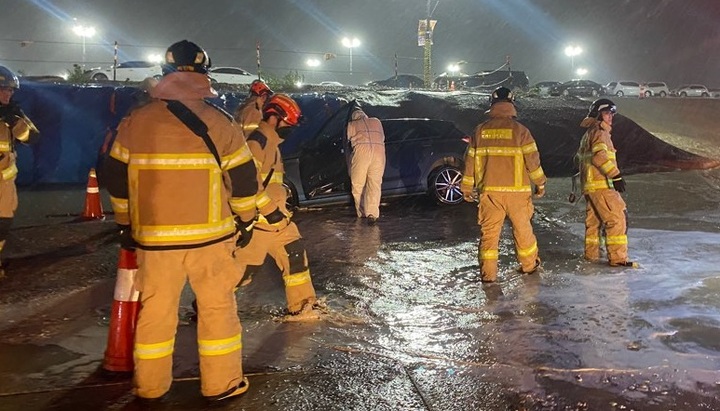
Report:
82,168,105,220
450,80,455,91
103,248,140,372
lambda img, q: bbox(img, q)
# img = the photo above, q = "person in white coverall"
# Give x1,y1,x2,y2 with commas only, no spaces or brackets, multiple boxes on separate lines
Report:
345,105,386,225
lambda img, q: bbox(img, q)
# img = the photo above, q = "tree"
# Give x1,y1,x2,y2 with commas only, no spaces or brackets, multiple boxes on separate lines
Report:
66,64,91,84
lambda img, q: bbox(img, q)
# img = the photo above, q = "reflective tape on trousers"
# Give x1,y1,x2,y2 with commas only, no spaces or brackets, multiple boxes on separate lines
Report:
114,268,139,302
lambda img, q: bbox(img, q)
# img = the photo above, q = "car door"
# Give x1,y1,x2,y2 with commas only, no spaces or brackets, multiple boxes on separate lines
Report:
297,101,355,200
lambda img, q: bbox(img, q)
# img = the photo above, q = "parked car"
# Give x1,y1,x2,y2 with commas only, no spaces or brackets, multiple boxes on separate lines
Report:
642,82,670,97
549,80,605,97
318,81,345,88
282,101,469,207
605,81,641,97
88,61,162,82
709,88,720,98
463,70,530,90
672,84,710,97
208,67,256,85
529,81,561,96
368,74,424,89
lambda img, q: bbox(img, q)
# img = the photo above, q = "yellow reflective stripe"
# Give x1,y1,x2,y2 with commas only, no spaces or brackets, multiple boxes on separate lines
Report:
230,195,256,213
606,235,628,245
480,249,498,260
466,147,477,157
268,172,284,185
592,143,608,153
110,196,129,212
129,154,217,167
110,141,130,163
14,127,29,142
521,142,538,154
284,270,311,287
1,164,17,180
475,146,523,156
528,167,545,181
135,217,235,243
256,192,272,208
221,144,254,170
600,160,615,174
0,141,10,151
585,236,600,245
461,175,474,187
606,152,616,159
135,338,175,360
198,334,242,357
481,128,513,139
243,123,259,132
483,185,532,193
517,242,538,258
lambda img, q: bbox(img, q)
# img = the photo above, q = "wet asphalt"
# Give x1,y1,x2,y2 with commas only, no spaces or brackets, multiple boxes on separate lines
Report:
0,173,720,410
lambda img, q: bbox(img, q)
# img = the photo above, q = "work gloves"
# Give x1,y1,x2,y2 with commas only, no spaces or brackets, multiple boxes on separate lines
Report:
117,224,136,250
0,103,23,127
534,184,546,198
611,175,626,193
235,217,255,248
264,208,291,231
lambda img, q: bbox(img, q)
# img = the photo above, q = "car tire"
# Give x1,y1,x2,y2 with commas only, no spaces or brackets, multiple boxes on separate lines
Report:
616,91,624,97
591,89,598,96
644,91,652,97
680,92,687,97
702,92,709,98
428,165,463,205
283,180,299,210
92,73,109,82
659,91,667,97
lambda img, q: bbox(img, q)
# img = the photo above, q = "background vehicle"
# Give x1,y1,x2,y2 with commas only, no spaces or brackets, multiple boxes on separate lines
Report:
367,74,424,89
605,81,641,97
282,101,468,207
673,84,710,97
463,70,530,90
529,81,561,96
550,80,605,97
88,61,162,82
642,81,669,97
208,67,256,85
318,81,345,87
709,88,720,98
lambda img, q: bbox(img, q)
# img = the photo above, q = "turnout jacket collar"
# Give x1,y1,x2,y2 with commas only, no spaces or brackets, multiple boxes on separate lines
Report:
487,101,517,118
151,72,217,100
580,117,612,133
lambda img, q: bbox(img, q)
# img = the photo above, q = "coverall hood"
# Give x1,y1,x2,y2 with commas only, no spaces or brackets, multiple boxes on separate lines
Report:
151,72,217,100
580,117,612,132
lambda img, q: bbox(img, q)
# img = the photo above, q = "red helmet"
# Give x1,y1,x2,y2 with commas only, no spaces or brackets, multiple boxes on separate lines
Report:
250,79,273,97
263,94,302,126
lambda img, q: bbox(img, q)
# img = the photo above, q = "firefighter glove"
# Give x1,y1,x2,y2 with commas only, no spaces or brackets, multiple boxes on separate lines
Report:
117,224,136,250
264,208,290,230
235,217,255,248
0,103,22,127
534,184,546,198
612,175,626,193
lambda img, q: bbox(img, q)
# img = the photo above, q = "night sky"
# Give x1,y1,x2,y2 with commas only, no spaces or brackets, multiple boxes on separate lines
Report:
1,0,718,88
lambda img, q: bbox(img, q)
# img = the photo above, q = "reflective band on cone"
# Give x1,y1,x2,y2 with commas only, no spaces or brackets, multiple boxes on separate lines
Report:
103,248,139,372
81,168,105,220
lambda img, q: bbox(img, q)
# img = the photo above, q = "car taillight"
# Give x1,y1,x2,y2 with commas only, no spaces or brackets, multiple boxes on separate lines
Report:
462,136,470,143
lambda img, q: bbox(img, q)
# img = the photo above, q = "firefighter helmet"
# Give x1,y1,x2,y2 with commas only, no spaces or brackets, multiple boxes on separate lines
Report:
489,86,514,105
162,40,211,75
0,66,19,89
587,98,617,119
263,94,302,126
249,79,273,97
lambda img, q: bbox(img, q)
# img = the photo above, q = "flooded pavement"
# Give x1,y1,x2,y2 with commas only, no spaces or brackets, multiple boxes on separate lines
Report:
0,170,719,410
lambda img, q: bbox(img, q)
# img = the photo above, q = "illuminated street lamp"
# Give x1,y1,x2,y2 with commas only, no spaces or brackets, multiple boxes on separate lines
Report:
447,64,460,74
341,37,361,74
72,24,96,65
564,44,583,77
147,53,163,64
306,58,321,68
575,67,588,79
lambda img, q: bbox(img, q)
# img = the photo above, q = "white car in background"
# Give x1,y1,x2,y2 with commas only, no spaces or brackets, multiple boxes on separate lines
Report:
208,67,257,85
642,82,669,97
605,81,641,97
88,61,162,82
673,84,710,97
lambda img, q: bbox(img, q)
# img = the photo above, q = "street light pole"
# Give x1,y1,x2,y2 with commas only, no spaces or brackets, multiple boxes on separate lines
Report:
564,44,583,79
73,24,96,66
341,37,360,74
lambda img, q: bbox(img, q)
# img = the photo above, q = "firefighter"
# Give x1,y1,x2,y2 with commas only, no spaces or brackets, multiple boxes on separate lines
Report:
576,98,637,268
235,93,321,318
345,103,386,224
461,87,546,283
233,79,273,134
104,40,267,402
0,66,39,279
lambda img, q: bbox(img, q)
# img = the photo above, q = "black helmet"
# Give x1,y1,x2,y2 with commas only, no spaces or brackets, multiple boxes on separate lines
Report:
0,66,19,89
489,86,514,105
162,40,211,76
587,98,617,119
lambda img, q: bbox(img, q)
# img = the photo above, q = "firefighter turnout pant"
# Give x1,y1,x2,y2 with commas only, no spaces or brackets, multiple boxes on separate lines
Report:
233,222,316,313
134,242,244,399
477,192,539,281
0,178,18,255
584,190,629,265
350,144,385,219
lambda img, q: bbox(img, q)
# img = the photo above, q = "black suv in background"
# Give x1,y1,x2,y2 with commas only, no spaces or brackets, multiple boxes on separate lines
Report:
282,101,469,207
550,80,605,97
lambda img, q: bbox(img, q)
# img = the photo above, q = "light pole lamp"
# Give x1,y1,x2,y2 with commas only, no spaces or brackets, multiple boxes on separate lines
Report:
564,45,582,78
73,25,96,65
341,37,360,74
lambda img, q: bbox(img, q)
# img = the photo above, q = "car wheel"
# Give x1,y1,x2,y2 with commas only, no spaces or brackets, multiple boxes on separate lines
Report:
616,91,624,97
283,180,299,210
702,92,709,98
644,91,652,97
591,89,598,96
659,91,667,97
562,89,569,96
680,92,687,97
92,73,109,82
429,165,463,205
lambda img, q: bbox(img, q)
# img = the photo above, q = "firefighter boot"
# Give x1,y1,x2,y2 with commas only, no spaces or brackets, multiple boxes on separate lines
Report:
610,261,640,269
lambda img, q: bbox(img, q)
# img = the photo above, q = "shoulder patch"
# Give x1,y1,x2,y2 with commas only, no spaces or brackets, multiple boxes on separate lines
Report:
247,130,268,149
203,100,234,121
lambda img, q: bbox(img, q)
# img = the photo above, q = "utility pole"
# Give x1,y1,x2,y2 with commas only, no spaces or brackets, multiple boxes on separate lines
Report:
422,0,439,88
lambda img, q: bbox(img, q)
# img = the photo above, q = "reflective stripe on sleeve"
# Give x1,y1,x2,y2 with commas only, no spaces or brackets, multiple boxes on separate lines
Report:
1,164,17,180
528,167,545,181
592,143,608,153
521,142,538,154
110,141,130,163
230,196,257,214
221,144,254,170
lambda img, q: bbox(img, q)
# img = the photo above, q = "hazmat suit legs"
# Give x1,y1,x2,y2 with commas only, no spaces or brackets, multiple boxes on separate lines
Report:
478,193,539,282
350,145,386,218
584,190,629,265
134,242,244,399
233,222,317,314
